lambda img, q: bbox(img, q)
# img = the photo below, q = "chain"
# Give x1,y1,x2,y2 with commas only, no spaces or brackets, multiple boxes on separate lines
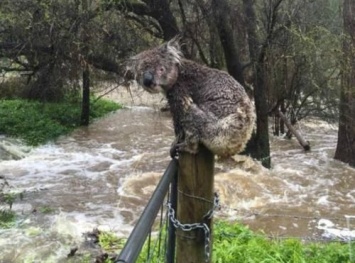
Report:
203,192,221,219
167,193,220,262
167,202,211,262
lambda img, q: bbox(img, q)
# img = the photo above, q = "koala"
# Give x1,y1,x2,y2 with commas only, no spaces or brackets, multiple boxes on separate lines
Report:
127,38,255,158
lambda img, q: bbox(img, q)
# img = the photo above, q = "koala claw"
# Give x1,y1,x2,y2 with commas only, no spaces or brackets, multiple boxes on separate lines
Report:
182,96,193,111
170,142,184,159
170,144,179,159
170,141,199,158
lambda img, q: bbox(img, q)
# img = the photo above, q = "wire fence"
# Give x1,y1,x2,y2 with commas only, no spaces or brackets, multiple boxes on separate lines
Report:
114,159,178,263
116,205,354,262
113,159,354,263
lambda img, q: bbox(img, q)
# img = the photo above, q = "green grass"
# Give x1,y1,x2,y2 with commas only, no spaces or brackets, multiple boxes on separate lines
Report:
103,221,354,263
99,231,126,253
0,98,122,145
0,210,16,228
213,221,353,263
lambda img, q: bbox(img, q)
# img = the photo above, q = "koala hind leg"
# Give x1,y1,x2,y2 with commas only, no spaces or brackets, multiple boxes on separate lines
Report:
181,102,253,157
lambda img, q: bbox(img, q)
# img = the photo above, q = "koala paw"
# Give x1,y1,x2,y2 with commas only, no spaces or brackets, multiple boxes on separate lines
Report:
170,141,199,158
170,143,180,159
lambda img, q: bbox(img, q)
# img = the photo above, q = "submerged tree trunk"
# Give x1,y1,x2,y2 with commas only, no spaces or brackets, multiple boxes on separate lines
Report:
253,61,271,168
81,65,90,126
277,110,310,151
334,0,355,167
80,0,91,127
242,0,273,168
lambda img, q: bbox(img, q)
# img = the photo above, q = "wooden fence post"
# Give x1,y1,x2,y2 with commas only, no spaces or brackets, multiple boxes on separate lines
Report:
176,144,215,263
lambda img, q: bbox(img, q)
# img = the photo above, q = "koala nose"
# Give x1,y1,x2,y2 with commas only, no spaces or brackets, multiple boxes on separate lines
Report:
143,71,154,87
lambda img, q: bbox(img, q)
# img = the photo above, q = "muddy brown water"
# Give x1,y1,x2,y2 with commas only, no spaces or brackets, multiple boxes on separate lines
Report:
0,87,354,262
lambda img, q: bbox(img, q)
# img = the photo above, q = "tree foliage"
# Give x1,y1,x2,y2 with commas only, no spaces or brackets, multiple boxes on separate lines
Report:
0,0,145,101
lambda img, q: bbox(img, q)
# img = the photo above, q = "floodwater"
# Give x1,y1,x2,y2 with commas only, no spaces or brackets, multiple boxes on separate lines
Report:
0,87,354,262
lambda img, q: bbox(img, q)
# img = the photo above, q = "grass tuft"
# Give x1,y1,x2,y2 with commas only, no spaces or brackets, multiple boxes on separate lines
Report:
99,231,126,253
0,210,16,228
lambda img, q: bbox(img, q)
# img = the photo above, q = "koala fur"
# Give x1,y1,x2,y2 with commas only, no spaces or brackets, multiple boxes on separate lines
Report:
128,38,255,158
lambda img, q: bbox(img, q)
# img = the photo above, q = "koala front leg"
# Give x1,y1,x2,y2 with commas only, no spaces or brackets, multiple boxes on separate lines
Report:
169,96,201,158
170,134,182,158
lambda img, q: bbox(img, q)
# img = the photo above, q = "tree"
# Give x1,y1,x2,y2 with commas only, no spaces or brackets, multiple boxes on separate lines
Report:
211,0,245,86
334,0,355,167
0,0,347,164
0,0,136,99
80,0,91,126
105,0,180,41
241,0,287,168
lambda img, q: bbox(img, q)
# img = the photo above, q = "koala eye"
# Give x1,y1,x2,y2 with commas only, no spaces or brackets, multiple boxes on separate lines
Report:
158,67,165,73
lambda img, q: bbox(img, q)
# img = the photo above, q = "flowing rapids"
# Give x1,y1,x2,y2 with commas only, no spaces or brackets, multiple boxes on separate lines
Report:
0,87,354,262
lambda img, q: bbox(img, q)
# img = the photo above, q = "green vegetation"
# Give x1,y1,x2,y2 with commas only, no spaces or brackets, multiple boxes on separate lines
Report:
0,185,23,229
99,221,354,263
1,192,22,209
38,206,55,214
0,210,16,228
99,231,126,253
213,221,353,263
0,98,122,145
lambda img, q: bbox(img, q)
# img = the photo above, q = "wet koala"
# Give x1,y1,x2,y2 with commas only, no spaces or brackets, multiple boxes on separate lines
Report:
128,38,255,158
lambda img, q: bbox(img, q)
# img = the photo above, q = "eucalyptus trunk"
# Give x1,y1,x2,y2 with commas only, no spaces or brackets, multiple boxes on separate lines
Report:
242,0,272,168
211,0,245,86
334,0,355,167
81,66,90,126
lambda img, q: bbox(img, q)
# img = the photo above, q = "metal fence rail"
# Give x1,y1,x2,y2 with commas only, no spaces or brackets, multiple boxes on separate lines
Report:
114,159,178,263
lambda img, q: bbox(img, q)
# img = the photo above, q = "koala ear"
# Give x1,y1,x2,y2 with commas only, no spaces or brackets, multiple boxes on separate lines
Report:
159,35,182,64
159,35,181,52
167,35,182,50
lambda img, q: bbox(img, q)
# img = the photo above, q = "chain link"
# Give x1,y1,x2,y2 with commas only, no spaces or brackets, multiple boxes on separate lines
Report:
204,192,221,220
167,193,220,262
